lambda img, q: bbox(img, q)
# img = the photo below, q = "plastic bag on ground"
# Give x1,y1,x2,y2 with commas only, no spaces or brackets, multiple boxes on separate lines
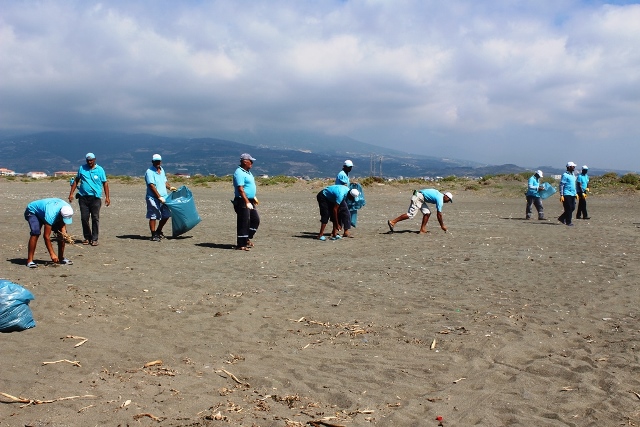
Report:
0,279,36,333
164,185,202,237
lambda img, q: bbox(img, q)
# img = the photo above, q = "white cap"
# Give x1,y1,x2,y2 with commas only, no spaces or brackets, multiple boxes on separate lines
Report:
60,205,73,224
566,161,577,168
152,154,162,161
444,191,453,203
536,170,543,177
344,160,353,167
582,165,588,170
349,188,360,199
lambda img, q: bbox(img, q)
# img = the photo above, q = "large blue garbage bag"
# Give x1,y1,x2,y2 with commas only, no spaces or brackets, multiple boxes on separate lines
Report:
164,186,202,237
538,182,557,200
0,280,36,333
347,183,366,227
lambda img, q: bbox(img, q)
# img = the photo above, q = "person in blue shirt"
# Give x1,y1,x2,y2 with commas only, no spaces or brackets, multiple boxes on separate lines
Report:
315,185,360,240
145,154,176,241
335,160,354,237
558,161,577,226
525,170,546,220
576,165,590,220
24,198,74,268
233,153,260,251
387,189,453,234
68,153,111,246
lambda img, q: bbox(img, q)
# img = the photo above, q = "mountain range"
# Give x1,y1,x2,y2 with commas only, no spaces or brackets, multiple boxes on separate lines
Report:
0,130,601,178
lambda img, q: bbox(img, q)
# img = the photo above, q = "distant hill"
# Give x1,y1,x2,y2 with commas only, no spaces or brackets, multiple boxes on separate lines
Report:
0,130,605,178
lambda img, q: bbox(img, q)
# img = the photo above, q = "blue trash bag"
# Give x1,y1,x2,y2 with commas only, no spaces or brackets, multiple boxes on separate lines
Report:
347,183,366,227
164,185,202,237
538,182,557,200
0,280,36,333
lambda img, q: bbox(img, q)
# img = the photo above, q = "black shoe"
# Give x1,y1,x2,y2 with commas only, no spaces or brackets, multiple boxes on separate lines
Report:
151,233,160,242
584,217,590,220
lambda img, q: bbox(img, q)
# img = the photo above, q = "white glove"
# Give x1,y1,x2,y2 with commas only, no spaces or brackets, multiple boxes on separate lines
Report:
246,202,254,210
158,197,166,204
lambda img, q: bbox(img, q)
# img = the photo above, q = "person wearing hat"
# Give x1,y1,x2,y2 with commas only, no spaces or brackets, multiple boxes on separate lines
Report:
233,153,260,250
315,185,361,240
576,165,590,220
335,160,354,237
387,189,453,234
558,162,578,226
68,152,110,246
525,170,546,220
145,154,177,241
24,198,74,268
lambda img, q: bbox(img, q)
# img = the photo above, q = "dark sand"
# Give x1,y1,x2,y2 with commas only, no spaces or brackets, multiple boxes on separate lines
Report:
1,180,639,426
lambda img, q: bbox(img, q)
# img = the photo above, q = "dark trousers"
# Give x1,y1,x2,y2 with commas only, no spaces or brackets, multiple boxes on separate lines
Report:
525,196,544,219
558,196,576,225
576,194,588,219
78,195,102,241
338,200,351,231
234,197,260,248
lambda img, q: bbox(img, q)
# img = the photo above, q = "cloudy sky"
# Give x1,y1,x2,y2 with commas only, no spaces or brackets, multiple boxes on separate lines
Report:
1,1,639,171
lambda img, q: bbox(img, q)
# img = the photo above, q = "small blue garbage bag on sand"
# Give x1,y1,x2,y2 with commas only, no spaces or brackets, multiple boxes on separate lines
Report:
0,280,36,333
347,183,366,227
164,186,202,237
538,182,557,200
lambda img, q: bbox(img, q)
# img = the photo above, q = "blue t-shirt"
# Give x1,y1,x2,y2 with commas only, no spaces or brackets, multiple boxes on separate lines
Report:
76,164,107,198
145,166,168,198
322,185,350,204
577,174,589,193
560,172,577,196
418,189,445,212
26,198,71,225
233,167,256,198
335,170,350,186
526,175,541,197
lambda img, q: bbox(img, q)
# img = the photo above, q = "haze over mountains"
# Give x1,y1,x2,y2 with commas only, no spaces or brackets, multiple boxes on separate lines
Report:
0,131,608,178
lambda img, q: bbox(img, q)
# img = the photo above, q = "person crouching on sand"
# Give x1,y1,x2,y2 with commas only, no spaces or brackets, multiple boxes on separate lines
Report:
387,189,453,234
315,185,360,241
24,198,74,268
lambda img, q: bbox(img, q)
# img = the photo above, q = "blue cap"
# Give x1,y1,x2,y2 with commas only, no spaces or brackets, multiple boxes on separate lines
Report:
85,153,95,160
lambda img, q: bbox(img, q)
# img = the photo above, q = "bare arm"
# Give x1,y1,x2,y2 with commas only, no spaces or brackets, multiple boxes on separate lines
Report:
103,181,110,206
68,179,79,202
436,211,447,232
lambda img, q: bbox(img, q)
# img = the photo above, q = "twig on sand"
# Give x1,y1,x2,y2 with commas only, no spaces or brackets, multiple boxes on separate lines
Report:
42,359,81,367
307,420,346,427
133,413,166,422
143,359,163,368
0,392,96,408
453,377,466,383
63,335,88,347
216,368,249,386
54,231,84,248
630,391,640,400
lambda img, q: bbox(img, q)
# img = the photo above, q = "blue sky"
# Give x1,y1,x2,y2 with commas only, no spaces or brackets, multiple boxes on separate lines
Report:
1,1,639,171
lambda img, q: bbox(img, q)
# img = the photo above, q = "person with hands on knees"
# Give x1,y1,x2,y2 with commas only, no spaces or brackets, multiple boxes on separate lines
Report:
558,161,577,226
315,185,360,241
145,154,176,241
24,198,74,268
387,189,453,234
233,153,260,251
576,165,590,220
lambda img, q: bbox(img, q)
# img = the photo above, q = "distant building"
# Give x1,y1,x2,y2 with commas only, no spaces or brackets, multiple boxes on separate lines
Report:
174,173,191,178
27,171,48,179
0,168,16,176
54,171,76,177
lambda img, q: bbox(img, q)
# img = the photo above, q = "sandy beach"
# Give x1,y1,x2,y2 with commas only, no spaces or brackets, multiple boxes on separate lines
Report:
1,179,639,426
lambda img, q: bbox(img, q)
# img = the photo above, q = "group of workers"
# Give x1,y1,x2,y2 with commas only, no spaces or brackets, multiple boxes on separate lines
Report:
23,153,592,267
525,162,590,226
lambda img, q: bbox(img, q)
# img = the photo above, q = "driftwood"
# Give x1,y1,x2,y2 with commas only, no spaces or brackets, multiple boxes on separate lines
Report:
0,392,95,408
42,359,81,367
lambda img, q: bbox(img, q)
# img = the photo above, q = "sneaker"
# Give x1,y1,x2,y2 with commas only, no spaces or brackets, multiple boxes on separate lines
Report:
151,234,161,242
566,223,574,227
157,231,165,240
60,258,73,265
27,261,37,268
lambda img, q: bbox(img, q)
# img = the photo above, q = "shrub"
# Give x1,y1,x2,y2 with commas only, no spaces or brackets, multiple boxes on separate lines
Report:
620,173,639,185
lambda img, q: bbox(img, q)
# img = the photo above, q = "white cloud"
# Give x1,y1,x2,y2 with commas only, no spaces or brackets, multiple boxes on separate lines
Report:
0,0,639,171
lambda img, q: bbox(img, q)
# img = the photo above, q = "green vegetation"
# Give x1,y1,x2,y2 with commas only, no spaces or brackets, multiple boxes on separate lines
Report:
256,175,298,186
